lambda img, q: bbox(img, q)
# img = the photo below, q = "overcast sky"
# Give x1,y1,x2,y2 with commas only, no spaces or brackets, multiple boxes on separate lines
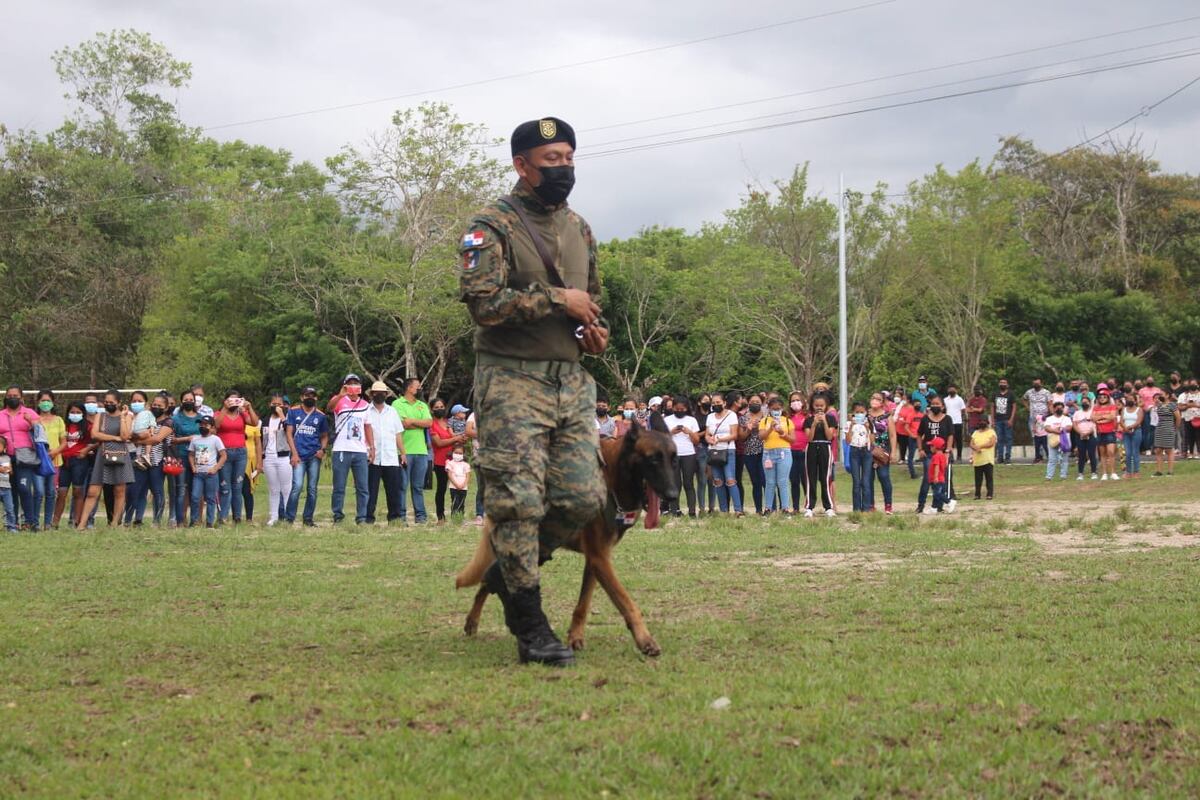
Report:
4,0,1199,238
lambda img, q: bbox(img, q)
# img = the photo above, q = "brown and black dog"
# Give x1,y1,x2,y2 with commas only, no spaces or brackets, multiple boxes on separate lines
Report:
455,421,679,657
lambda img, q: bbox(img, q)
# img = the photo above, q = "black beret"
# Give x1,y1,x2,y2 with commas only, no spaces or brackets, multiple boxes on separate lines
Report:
510,117,575,156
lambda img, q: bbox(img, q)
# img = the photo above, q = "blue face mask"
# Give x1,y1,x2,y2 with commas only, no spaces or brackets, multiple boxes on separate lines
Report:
853,413,867,425
84,402,98,415
130,402,145,414
770,409,782,419
68,413,84,423
622,410,635,419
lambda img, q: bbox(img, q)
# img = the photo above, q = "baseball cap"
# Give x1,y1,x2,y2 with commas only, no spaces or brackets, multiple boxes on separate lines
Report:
343,373,361,384
1096,383,1109,391
648,396,662,407
369,381,389,393
929,436,945,450
301,385,318,395
199,415,215,426
451,404,470,415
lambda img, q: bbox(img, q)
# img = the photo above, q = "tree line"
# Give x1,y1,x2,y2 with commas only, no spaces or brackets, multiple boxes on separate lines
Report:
2,31,1198,406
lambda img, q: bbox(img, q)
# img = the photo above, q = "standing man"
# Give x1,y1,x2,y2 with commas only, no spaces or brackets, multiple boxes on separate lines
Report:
595,394,617,439
942,384,967,463
992,379,1015,464
366,381,406,525
393,377,431,523
457,116,607,666
911,375,936,411
327,374,374,525
285,386,329,527
1023,378,1052,464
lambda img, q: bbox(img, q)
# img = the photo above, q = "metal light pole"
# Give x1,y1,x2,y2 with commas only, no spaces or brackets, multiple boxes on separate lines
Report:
838,173,847,420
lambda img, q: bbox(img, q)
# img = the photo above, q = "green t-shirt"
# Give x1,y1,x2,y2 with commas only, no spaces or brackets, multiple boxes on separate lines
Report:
392,397,431,455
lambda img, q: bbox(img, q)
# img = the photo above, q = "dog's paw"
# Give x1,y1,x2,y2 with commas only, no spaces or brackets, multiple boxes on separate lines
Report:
637,636,662,657
463,618,478,637
568,633,586,651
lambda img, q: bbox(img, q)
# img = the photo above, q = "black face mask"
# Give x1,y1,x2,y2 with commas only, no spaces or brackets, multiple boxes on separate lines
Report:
432,408,446,418
930,407,943,414
372,393,386,405
152,407,166,417
104,402,118,413
182,401,196,412
531,165,575,205
302,398,316,409
3,397,19,409
748,403,762,413
1081,402,1091,409
712,405,724,412
199,427,211,436
596,408,608,418
674,410,687,418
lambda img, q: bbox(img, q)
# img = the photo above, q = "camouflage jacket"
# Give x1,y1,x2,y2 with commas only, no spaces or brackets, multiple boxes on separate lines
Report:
458,182,600,363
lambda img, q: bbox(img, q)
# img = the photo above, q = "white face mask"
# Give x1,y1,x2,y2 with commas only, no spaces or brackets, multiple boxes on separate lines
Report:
194,396,204,408
452,453,464,462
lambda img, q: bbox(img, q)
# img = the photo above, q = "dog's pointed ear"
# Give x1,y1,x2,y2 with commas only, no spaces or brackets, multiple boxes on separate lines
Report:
625,423,640,441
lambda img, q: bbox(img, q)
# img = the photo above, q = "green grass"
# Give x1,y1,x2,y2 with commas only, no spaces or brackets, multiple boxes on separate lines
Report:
2,462,1199,797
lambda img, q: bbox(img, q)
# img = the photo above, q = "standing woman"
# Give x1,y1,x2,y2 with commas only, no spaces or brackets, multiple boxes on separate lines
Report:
704,392,742,517
1092,385,1121,481
664,398,700,517
126,393,173,525
171,390,202,526
54,401,94,527
261,394,294,527
242,415,262,522
77,390,134,529
1152,392,1180,476
803,394,838,518
214,390,258,524
694,393,712,514
1119,393,1143,478
738,394,766,515
35,390,66,530
1,386,41,530
429,398,458,524
867,392,897,514
758,396,795,516
787,392,808,513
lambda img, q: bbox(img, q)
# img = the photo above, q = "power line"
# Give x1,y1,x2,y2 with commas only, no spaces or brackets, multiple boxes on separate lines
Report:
572,39,1200,152
200,0,897,132
577,49,1200,159
576,13,1200,137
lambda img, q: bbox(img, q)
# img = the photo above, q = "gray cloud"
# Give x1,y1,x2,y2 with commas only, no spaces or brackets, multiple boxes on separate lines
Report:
4,0,1199,237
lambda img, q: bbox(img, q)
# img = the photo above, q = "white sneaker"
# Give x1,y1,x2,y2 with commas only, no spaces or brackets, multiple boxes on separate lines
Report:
1090,473,1098,480
946,499,957,513
1111,473,1121,481
1076,475,1083,481
824,509,836,518
1100,474,1108,481
266,519,276,527
922,508,938,516
804,509,814,518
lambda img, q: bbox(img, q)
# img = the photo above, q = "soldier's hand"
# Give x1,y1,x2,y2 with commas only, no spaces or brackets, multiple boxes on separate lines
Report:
561,288,601,325
580,324,608,355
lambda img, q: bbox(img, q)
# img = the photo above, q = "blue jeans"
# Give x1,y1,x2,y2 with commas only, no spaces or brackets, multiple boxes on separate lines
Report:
331,450,369,523
218,446,247,522
127,463,166,524
1123,430,1142,473
1046,445,1070,478
995,419,1013,462
869,462,893,509
173,457,194,525
932,482,948,511
191,472,220,525
405,454,430,522
33,471,56,529
288,457,322,523
12,463,37,529
762,449,791,512
849,446,871,512
1,487,15,530
709,452,742,513
1140,412,1154,453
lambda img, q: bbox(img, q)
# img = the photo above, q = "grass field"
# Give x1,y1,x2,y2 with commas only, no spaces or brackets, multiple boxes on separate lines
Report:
3,462,1199,798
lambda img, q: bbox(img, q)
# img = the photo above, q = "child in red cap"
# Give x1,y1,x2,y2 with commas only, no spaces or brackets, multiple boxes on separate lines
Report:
927,436,950,514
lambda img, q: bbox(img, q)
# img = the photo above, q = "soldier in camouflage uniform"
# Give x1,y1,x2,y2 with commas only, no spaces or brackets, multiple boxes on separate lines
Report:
458,117,607,667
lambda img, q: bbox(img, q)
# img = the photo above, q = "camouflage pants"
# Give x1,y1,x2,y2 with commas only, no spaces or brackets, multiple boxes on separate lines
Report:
474,361,606,593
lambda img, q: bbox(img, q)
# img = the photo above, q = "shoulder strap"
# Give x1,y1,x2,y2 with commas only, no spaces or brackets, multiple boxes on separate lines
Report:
500,195,569,289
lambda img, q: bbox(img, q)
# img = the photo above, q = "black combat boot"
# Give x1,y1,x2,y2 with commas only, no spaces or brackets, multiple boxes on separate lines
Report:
509,586,575,667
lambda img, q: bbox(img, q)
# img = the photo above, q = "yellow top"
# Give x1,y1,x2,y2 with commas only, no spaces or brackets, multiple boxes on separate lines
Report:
244,424,261,491
41,414,67,467
758,415,794,450
970,428,997,466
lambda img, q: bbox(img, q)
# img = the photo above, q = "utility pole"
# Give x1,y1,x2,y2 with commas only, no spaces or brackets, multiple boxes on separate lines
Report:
838,173,848,422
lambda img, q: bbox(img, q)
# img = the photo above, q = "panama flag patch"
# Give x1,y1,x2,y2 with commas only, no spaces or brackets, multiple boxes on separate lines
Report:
462,230,485,248
462,250,479,271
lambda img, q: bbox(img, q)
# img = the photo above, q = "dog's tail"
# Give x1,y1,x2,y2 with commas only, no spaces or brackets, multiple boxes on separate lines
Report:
455,519,495,589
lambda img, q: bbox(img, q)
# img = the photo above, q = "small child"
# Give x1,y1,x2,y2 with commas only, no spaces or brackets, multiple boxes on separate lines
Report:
928,436,950,513
0,438,16,532
446,445,471,522
1033,414,1047,463
448,404,469,438
969,419,997,500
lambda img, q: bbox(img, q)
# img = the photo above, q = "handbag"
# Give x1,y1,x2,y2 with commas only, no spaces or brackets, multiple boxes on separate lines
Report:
706,412,731,467
871,446,892,467
3,411,40,467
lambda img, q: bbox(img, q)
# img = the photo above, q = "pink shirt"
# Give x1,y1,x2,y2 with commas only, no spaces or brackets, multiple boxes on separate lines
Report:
789,413,808,450
1138,386,1159,410
0,406,39,451
447,459,471,489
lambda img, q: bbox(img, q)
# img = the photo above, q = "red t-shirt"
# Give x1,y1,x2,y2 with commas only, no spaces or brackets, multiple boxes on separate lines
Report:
896,404,918,437
431,419,454,467
216,411,250,449
929,451,948,484
1093,402,1119,434
62,421,91,461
